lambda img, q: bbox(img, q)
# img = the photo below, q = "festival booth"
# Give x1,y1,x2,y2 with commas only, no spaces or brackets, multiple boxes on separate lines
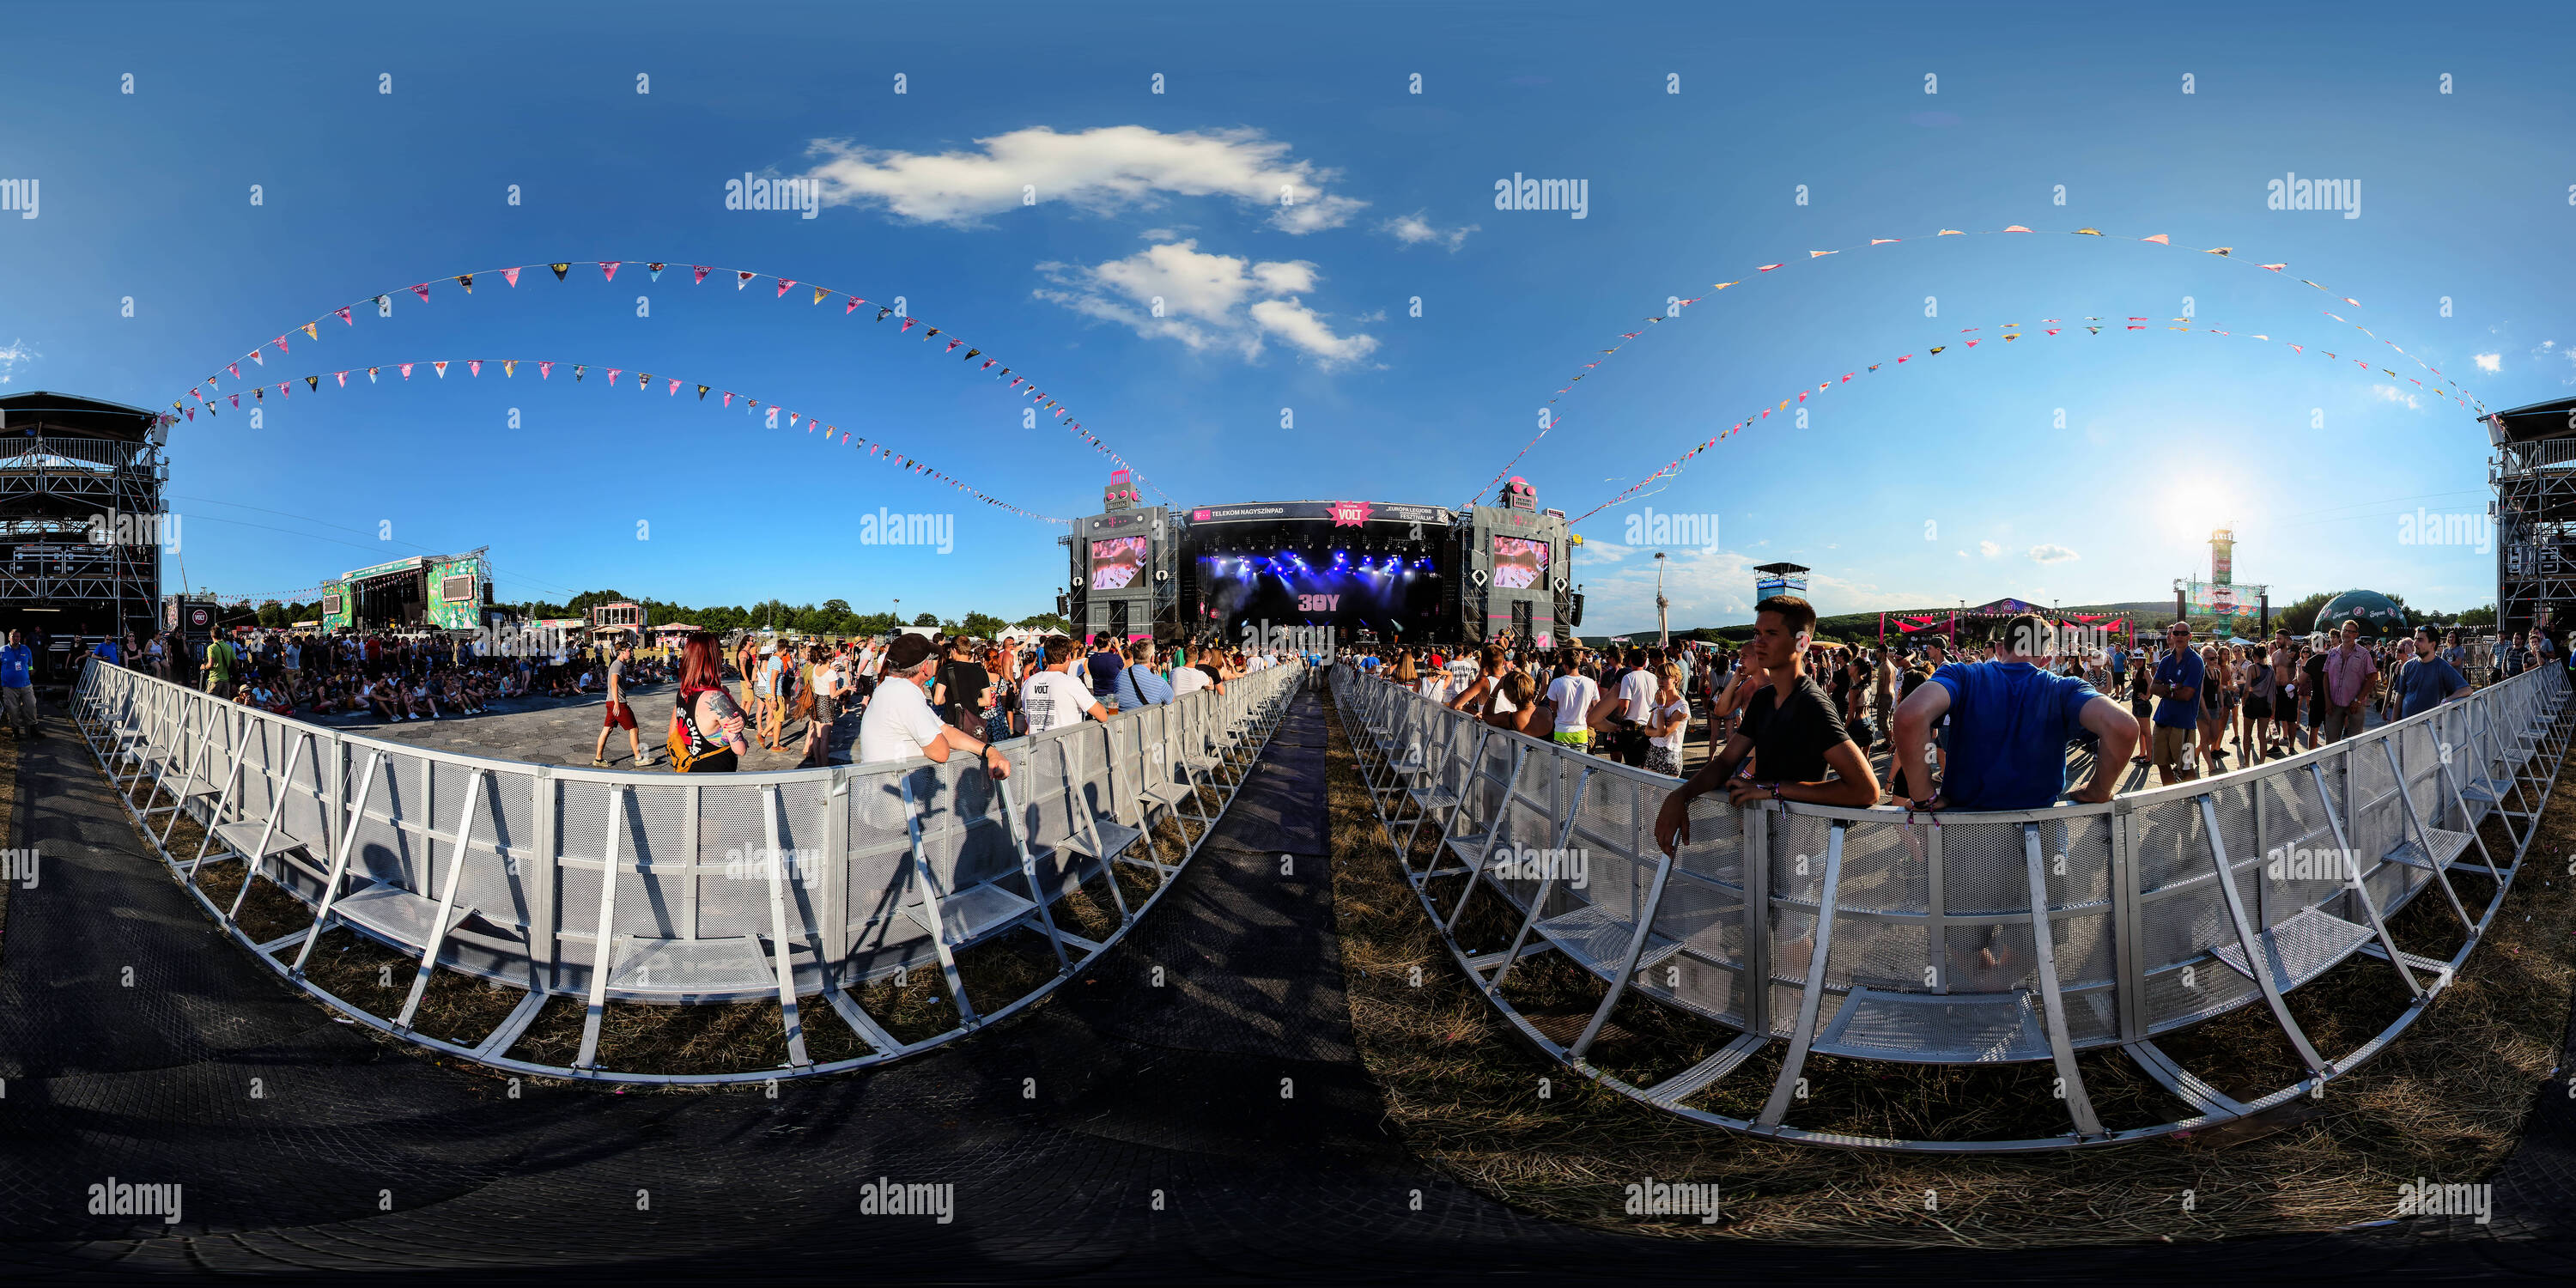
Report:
1879,597,2132,650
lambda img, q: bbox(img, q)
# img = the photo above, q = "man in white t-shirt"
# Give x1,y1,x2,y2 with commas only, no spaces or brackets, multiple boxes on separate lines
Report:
1611,647,1659,768
1021,638,1109,734
1170,656,1216,699
1543,650,1601,750
856,633,1012,776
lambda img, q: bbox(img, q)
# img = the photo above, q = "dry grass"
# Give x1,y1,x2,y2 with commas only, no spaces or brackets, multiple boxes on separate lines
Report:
1324,699,2576,1246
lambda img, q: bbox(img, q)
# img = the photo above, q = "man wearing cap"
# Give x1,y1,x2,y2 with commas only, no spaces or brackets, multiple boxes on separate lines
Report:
857,632,1012,778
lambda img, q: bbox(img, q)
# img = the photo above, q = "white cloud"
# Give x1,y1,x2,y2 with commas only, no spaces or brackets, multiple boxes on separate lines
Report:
2371,384,2422,410
1379,209,1478,251
799,125,1365,234
2473,352,2502,374
1978,539,2002,557
2029,544,2080,564
0,337,33,386
1034,240,1379,368
1955,550,1969,557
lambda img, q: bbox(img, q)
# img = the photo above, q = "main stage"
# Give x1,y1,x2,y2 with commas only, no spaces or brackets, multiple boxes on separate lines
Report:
1064,475,1580,649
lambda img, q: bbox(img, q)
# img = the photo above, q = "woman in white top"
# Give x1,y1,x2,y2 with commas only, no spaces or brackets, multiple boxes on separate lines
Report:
1643,663,1691,777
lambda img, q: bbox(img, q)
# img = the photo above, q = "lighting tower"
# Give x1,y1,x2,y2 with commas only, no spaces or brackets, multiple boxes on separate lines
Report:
1655,550,1669,646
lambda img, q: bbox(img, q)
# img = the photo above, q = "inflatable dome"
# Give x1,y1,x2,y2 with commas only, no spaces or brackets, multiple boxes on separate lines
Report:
2316,588,2409,638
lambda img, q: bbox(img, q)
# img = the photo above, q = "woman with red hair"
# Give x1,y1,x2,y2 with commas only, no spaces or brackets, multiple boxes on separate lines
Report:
671,632,750,772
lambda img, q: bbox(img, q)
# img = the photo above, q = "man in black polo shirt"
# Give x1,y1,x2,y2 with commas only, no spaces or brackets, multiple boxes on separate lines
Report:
1654,595,1880,855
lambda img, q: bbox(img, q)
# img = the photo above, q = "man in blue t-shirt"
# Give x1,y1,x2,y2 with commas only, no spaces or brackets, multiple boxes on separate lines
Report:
1892,613,2136,811
0,629,35,738
2394,626,2471,719
2146,621,2203,785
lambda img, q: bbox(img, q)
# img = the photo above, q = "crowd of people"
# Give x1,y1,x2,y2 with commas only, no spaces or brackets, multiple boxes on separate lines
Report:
1334,596,2543,854
672,629,1301,774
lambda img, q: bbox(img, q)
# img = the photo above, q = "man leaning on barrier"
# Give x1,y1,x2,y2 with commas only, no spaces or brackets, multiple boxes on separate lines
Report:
1889,612,2140,812
1654,595,1879,856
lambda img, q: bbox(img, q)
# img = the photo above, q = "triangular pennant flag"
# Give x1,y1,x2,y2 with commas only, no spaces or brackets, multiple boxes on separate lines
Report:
2074,228,2101,235
550,263,570,282
924,327,942,339
647,263,665,281
2260,263,2287,271
455,274,473,293
945,339,963,353
2142,234,2170,245
813,286,829,305
1937,229,1962,235
574,364,586,381
1870,238,1901,245
503,360,517,377
901,318,917,332
503,267,521,287
368,367,379,382
636,371,650,389
963,349,980,361
600,261,621,282
606,368,620,384
2206,246,2232,256
738,271,756,289
1808,250,1836,258
469,360,483,377
306,375,319,391
789,412,800,428
411,283,432,303
776,278,797,298
846,295,863,314
693,265,711,284
434,361,449,377
275,335,289,354
540,361,553,379
401,363,415,379
2002,225,2032,233
1755,263,1784,272
336,371,348,387
665,378,679,396
301,323,318,340
721,392,733,408
337,307,355,325
228,362,240,379
696,385,709,400
229,394,240,408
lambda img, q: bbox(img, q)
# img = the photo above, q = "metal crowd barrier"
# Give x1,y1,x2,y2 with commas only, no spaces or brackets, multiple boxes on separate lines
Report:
1331,660,2571,1151
72,657,1303,1084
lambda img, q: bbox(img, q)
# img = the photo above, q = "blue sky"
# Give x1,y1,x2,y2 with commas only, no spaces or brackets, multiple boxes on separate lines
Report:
3,0,2570,634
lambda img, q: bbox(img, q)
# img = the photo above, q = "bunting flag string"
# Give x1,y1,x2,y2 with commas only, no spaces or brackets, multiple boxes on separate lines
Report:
1567,310,2478,526
161,354,1066,525
1510,224,2485,498
161,256,1169,506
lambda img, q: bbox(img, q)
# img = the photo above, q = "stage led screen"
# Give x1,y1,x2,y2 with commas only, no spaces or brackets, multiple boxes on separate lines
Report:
1492,536,1550,590
1193,550,1446,647
1090,536,1150,591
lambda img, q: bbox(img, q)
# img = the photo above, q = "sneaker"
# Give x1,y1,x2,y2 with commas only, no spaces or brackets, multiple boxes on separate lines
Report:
592,757,609,768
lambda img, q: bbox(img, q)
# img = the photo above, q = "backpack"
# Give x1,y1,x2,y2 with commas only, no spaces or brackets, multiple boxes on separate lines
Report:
667,690,712,772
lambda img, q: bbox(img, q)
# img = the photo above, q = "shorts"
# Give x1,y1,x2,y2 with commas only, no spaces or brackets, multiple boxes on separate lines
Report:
2151,723,2192,771
2306,696,2328,728
1552,729,1590,748
2244,694,2272,720
813,694,838,724
602,700,637,730
1645,744,1680,776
